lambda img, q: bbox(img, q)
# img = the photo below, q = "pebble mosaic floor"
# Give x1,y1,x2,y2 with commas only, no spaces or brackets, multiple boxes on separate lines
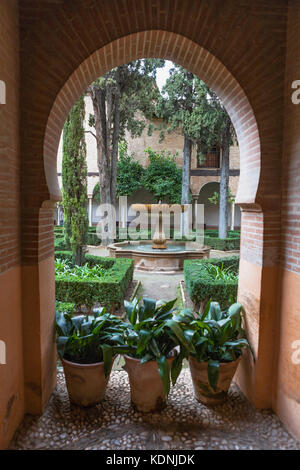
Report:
10,369,300,450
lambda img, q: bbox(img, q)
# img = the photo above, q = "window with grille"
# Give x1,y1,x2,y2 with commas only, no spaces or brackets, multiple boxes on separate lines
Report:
197,146,220,168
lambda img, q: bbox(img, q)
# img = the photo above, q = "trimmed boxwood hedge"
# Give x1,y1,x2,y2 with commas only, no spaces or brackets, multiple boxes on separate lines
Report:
184,256,239,308
55,251,134,311
204,230,240,251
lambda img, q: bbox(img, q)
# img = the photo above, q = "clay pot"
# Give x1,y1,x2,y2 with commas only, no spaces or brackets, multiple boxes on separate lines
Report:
62,357,115,407
189,355,241,405
123,355,175,412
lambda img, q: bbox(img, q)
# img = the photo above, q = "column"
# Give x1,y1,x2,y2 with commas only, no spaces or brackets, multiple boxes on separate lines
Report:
88,196,93,227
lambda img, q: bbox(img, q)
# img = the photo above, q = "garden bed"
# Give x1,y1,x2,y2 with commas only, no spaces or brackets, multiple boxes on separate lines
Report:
55,251,134,313
184,256,239,309
204,230,240,251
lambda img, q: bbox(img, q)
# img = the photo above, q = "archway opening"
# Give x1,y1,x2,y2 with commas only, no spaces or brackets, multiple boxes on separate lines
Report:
25,31,271,420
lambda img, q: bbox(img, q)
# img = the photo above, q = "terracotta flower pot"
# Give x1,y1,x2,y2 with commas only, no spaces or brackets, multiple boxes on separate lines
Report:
123,355,175,412
189,355,241,405
62,357,115,407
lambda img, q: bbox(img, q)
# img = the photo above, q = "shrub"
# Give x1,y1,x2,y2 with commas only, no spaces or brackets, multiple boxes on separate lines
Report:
86,231,102,246
55,251,134,311
54,236,68,251
204,230,240,251
184,256,239,308
56,301,75,314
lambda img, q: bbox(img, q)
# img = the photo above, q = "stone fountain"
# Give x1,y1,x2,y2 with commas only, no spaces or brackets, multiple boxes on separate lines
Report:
108,202,210,272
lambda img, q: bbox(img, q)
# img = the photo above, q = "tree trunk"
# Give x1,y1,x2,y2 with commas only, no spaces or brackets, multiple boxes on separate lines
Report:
181,134,192,237
218,119,231,239
74,246,83,266
111,70,120,210
90,86,113,246
181,134,192,205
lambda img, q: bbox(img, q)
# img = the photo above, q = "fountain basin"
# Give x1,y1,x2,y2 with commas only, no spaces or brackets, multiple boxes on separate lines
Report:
108,240,210,272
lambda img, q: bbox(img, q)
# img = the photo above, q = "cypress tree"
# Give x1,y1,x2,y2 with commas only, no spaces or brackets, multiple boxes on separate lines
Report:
62,95,88,265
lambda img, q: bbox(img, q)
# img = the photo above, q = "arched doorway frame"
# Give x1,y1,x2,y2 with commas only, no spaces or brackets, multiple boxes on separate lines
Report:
25,30,278,415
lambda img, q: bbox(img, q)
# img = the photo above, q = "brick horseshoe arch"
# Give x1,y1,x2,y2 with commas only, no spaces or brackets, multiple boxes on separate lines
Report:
43,31,261,210
22,30,279,418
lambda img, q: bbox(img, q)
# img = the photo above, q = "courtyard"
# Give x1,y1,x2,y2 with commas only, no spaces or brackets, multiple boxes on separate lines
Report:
1,0,300,454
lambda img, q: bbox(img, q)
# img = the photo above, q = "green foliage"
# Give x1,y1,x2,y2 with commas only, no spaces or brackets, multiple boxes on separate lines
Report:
56,301,75,314
62,95,88,264
156,66,234,154
55,252,134,310
92,141,145,203
123,297,189,395
54,235,67,251
117,141,145,197
204,230,240,251
208,188,235,205
55,309,128,373
86,231,102,246
90,59,165,141
184,257,239,308
177,301,248,390
143,147,182,203
55,258,105,281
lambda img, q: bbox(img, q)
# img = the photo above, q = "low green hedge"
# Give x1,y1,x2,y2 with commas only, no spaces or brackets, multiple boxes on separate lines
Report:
204,230,240,251
87,232,102,245
184,256,239,308
54,236,67,251
55,251,134,311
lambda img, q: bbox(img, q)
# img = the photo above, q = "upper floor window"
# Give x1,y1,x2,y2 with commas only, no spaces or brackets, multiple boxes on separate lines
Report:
197,146,220,168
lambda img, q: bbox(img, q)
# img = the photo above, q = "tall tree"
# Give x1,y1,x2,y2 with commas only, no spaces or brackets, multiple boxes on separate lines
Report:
86,59,164,244
194,82,235,239
157,66,235,238
156,66,195,205
87,59,164,196
62,95,88,265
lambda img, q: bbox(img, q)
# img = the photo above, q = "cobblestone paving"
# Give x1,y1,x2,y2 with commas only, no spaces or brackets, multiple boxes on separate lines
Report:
10,369,300,450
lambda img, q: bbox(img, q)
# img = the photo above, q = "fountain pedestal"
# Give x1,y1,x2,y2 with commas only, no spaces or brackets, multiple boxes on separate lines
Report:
152,211,166,249
108,202,210,272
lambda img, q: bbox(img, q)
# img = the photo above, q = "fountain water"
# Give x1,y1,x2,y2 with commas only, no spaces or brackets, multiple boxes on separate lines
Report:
108,203,210,272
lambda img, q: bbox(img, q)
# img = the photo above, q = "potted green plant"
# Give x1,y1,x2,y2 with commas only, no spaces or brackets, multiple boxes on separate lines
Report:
123,297,189,412
55,308,127,407
179,301,249,404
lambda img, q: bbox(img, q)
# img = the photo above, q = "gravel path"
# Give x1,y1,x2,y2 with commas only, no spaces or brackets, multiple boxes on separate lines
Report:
10,370,300,450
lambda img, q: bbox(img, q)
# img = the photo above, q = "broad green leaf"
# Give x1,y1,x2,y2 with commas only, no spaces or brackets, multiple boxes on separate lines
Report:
207,359,220,391
141,298,157,320
101,344,113,377
56,336,69,359
200,300,212,321
208,302,222,321
171,353,183,386
227,303,243,332
136,329,151,355
157,355,170,396
166,319,193,352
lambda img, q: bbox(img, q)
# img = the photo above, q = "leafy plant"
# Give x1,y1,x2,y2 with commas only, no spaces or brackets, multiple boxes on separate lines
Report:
179,301,248,391
55,309,128,375
55,258,105,281
143,147,183,204
200,262,238,282
208,188,235,205
123,297,189,395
